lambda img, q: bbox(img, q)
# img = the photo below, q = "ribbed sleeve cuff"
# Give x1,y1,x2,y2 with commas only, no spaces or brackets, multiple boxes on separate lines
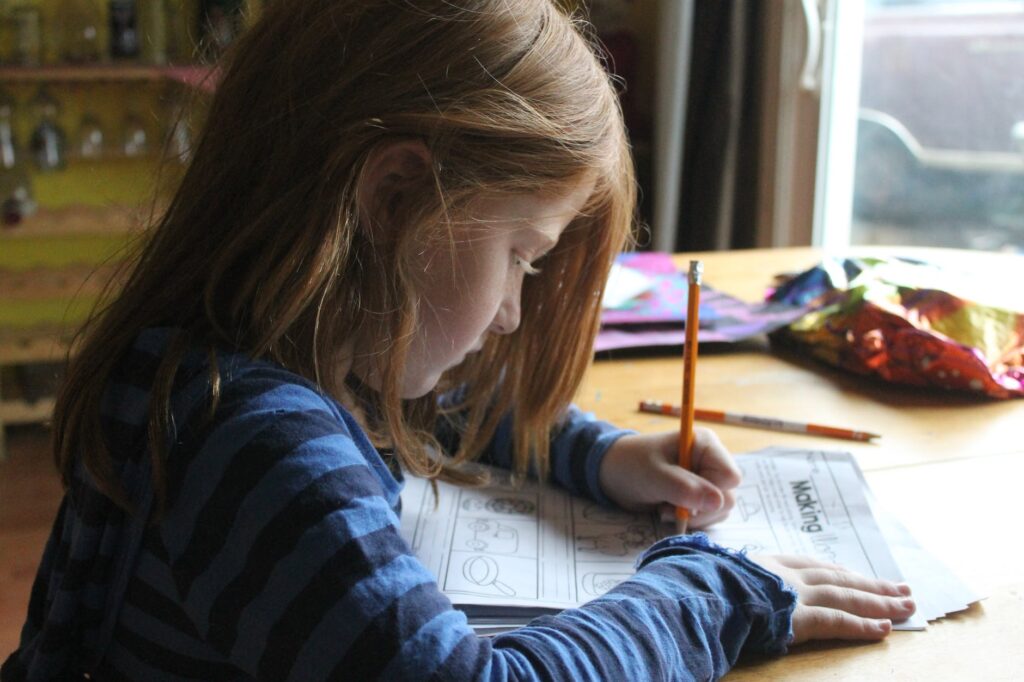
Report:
637,533,798,657
581,428,633,507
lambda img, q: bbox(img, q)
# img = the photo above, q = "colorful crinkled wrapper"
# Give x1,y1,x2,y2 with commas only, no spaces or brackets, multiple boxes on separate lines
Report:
768,257,1024,398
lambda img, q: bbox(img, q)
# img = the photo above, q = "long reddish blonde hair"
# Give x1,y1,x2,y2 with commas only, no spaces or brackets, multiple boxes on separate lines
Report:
54,0,636,509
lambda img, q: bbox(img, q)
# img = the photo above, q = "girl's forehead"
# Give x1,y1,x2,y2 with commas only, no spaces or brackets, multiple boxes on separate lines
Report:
470,176,595,218
465,189,589,235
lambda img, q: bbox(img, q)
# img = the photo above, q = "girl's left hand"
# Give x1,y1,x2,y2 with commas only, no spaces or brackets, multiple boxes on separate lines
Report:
597,429,741,529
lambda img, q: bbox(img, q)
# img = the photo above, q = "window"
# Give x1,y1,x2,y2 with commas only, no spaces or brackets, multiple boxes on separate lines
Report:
824,0,1024,252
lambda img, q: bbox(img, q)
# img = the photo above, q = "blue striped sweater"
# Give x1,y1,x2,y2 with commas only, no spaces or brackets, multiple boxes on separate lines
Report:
3,329,795,681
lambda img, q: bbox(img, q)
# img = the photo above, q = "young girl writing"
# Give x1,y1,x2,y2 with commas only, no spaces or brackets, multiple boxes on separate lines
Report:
3,1,914,680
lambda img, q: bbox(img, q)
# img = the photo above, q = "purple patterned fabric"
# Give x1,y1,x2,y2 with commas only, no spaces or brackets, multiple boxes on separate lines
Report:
596,253,810,353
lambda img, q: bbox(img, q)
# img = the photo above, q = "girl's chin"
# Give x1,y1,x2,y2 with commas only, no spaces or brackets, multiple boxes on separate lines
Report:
399,372,445,400
401,356,474,399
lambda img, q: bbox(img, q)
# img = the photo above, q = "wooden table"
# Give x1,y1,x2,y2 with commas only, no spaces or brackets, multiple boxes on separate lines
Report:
575,247,1024,680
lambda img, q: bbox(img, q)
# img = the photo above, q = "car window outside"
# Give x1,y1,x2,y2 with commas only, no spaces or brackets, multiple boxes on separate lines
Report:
853,0,1024,252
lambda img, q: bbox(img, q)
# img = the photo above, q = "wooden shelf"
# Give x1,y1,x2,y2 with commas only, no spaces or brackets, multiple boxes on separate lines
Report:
164,65,220,93
0,205,147,239
0,63,164,82
0,262,116,301
0,22,222,450
0,64,218,92
0,397,55,426
0,332,71,365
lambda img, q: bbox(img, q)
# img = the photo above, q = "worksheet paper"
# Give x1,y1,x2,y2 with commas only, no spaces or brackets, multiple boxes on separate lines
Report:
399,448,927,632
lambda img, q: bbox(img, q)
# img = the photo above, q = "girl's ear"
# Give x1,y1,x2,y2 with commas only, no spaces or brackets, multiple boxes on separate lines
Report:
356,139,432,237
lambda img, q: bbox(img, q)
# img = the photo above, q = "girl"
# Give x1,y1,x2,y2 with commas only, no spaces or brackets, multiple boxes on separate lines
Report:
2,1,914,680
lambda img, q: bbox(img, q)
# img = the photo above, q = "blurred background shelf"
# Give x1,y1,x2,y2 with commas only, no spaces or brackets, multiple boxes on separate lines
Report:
0,0,235,455
0,64,219,96
0,63,215,87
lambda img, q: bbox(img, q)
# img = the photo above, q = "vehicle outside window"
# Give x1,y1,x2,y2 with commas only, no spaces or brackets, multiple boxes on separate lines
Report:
854,0,1024,252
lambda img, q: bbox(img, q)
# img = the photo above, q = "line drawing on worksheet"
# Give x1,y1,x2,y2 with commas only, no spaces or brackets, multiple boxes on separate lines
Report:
400,473,665,610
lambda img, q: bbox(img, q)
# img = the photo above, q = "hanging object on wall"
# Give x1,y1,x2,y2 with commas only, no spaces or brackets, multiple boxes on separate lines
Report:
109,0,141,59
29,88,67,172
77,113,106,159
0,90,36,226
0,88,17,170
122,112,149,157
0,169,36,227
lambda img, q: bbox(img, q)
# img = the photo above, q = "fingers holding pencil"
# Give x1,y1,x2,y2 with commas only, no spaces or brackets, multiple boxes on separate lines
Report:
653,427,740,529
596,429,740,529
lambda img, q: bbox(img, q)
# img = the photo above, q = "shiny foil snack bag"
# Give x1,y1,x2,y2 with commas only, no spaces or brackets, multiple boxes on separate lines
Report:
768,257,1024,398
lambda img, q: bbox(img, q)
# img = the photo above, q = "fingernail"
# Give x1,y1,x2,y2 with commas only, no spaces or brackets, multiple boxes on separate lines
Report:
897,583,912,596
701,491,722,512
901,598,915,611
875,619,892,634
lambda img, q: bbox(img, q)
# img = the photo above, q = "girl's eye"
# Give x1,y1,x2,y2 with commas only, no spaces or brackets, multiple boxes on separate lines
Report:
513,254,541,276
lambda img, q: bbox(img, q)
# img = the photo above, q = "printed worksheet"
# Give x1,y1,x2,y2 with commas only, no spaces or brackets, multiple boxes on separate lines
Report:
399,447,926,629
400,472,664,613
707,448,898,578
706,447,926,629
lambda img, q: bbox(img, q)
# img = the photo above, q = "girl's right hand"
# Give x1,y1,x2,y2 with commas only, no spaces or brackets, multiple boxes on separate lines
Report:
751,554,916,644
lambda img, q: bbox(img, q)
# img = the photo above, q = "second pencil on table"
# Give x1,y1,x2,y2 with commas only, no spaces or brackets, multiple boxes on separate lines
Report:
639,400,881,442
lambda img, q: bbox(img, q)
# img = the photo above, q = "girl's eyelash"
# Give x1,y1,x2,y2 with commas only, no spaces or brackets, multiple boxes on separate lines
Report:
514,254,541,275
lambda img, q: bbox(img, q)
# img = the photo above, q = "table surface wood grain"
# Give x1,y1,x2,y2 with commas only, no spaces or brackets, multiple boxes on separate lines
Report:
575,247,1024,680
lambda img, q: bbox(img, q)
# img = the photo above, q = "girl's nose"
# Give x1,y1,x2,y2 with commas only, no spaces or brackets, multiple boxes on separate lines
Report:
490,295,521,335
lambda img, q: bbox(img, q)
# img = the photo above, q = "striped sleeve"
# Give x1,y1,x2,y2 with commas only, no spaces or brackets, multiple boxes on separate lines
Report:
493,535,796,680
148,369,793,680
547,406,634,505
467,405,633,505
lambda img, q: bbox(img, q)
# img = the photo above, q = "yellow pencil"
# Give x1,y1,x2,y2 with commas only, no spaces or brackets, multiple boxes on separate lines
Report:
677,260,702,534
638,400,881,443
